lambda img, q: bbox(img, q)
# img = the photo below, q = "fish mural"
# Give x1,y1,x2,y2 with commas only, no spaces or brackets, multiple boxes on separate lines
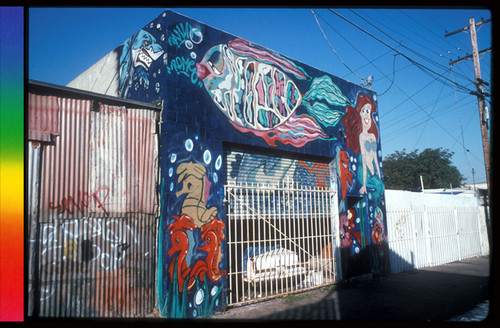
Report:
119,29,164,98
196,38,351,147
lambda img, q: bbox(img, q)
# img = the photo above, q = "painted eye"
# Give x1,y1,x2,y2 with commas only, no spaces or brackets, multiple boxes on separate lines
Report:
144,40,151,46
207,51,224,75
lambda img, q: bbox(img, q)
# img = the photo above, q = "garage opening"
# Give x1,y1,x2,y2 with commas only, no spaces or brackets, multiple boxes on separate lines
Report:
224,148,339,306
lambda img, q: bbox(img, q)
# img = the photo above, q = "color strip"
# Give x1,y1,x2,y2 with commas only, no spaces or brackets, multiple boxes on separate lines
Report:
0,6,24,322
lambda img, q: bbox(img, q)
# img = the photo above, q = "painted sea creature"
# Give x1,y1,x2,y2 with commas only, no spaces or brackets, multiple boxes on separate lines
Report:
119,29,164,98
196,38,351,147
167,214,226,292
176,161,218,227
337,149,353,201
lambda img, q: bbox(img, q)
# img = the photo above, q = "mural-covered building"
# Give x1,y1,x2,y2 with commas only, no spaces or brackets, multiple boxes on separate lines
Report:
61,9,390,318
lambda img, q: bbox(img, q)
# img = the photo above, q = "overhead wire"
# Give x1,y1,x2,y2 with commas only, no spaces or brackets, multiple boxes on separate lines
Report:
383,97,475,141
383,84,474,149
310,9,365,82
328,8,477,95
378,54,398,96
421,9,472,57
398,9,471,61
450,69,473,169
314,10,413,96
356,9,474,85
349,9,475,86
383,95,475,139
412,70,449,149
312,7,487,166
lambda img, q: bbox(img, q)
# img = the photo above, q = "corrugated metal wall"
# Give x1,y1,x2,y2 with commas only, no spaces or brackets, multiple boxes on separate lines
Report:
28,93,60,142
39,97,92,221
28,93,159,318
27,141,42,316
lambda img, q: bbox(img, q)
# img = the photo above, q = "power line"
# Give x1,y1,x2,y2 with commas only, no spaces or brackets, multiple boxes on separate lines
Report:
412,71,449,149
313,10,400,87
328,8,476,95
349,9,472,82
313,7,485,162
450,69,473,170
381,77,439,118
421,9,472,57
310,9,365,82
397,9,471,62
378,54,398,96
383,95,475,137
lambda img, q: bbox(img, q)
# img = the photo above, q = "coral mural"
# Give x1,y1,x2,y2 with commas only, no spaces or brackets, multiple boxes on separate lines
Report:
106,9,389,317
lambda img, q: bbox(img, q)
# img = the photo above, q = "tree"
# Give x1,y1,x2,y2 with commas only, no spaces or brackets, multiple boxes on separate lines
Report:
383,148,465,190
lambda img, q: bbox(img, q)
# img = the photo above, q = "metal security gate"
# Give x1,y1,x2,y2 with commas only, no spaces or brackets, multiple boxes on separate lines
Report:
28,90,160,318
225,179,337,306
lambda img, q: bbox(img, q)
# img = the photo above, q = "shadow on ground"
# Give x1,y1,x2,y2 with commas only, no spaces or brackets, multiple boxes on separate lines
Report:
255,256,490,321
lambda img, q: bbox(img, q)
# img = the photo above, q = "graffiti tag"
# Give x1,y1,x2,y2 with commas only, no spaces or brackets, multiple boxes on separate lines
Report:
34,217,142,272
168,22,203,49
166,56,203,87
48,186,110,216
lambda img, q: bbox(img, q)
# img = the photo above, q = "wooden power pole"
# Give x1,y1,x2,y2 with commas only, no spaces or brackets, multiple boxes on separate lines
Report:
445,18,491,199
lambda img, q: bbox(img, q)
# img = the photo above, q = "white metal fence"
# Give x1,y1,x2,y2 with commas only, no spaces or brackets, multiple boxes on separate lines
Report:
224,182,338,306
386,190,489,274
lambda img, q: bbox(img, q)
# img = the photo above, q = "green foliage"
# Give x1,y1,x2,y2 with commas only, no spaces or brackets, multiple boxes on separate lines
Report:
383,148,465,190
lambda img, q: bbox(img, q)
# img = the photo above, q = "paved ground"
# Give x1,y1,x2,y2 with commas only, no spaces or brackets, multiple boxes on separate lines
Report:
206,255,491,322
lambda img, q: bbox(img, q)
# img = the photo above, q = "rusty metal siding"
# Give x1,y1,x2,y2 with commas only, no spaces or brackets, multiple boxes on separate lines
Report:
27,141,42,316
89,104,128,216
29,93,60,142
126,107,158,214
35,215,156,317
29,92,159,318
39,97,91,221
39,101,158,220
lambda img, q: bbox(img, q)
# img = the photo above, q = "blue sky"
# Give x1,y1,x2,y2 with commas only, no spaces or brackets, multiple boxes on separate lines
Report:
28,7,492,185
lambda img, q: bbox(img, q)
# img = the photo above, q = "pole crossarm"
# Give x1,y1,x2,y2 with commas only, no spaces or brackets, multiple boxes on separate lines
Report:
444,18,491,37
449,47,491,66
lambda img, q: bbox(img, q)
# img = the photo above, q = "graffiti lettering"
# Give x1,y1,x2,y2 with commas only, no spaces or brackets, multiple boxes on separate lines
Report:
297,161,330,188
168,22,203,48
166,56,202,87
48,186,110,216
35,217,140,272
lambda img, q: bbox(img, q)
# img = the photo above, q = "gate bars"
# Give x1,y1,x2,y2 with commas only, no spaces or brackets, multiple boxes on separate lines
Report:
224,179,338,306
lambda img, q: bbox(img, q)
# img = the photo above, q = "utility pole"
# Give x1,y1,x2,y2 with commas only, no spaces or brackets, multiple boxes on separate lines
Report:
445,18,491,200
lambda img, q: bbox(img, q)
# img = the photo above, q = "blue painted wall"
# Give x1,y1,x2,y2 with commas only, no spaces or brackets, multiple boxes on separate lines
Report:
116,9,389,318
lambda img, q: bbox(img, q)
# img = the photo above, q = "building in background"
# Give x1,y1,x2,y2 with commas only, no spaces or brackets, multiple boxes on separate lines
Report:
30,9,390,319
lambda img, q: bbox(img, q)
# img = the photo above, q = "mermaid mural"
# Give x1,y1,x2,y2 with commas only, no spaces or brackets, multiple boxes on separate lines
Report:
339,94,389,278
342,94,384,204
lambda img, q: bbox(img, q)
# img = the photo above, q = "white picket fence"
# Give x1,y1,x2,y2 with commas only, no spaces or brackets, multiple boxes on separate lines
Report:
385,190,489,274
